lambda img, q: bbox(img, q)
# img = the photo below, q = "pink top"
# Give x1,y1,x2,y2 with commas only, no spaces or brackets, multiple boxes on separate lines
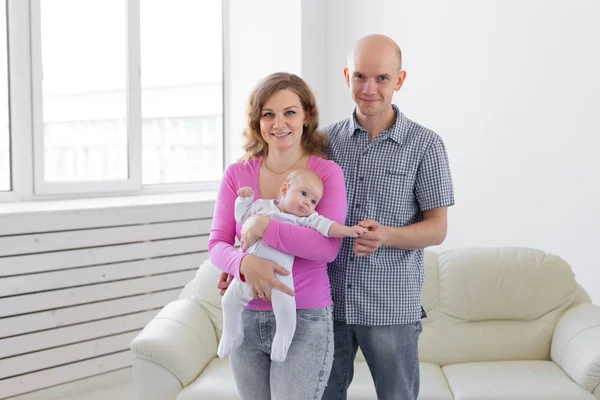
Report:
208,155,347,310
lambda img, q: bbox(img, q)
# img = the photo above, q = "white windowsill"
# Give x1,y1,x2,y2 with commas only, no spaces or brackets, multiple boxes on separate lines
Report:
0,190,218,216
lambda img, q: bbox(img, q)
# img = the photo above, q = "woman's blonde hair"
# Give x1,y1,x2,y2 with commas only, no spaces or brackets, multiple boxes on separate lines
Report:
240,72,327,160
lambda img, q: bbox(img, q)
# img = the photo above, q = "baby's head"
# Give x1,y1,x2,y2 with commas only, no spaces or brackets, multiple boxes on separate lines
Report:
278,168,323,217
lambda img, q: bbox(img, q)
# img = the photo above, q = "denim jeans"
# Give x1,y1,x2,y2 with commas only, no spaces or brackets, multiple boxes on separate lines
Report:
229,306,334,400
322,321,423,400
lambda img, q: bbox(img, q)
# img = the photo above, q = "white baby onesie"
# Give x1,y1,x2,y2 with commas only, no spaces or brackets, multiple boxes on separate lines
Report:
218,195,334,362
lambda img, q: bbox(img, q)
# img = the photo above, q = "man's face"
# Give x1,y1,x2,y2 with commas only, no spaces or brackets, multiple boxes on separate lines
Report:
344,49,405,118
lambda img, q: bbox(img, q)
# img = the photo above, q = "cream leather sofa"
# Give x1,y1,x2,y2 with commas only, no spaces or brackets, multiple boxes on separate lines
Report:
131,248,600,399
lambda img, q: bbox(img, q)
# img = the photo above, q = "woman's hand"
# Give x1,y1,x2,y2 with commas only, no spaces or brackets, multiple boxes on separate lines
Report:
217,272,234,296
241,215,271,251
240,255,294,301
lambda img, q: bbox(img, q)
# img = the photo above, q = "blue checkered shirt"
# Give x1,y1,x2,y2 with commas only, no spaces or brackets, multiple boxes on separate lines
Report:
324,105,454,325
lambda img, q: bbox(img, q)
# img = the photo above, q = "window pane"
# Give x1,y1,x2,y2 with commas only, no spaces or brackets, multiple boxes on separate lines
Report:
0,1,9,191
41,0,127,182
140,0,223,185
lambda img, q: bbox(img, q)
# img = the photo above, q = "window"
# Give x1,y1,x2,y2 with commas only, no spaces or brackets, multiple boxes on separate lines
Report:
140,0,223,185
39,0,127,183
0,0,302,202
0,0,9,192
32,0,223,194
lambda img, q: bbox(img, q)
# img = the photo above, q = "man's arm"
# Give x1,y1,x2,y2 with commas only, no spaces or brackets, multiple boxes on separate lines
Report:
356,134,453,256
355,207,447,256
384,206,447,249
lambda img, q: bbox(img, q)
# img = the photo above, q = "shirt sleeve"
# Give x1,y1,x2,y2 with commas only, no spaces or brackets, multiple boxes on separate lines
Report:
262,159,347,262
208,165,245,280
415,136,455,211
297,212,335,237
234,195,254,224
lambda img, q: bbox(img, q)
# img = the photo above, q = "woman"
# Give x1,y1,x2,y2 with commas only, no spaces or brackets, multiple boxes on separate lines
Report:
208,72,347,399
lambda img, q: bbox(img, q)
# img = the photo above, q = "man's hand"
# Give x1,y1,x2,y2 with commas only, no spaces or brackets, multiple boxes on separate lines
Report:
241,215,270,252
354,219,389,256
217,272,234,296
237,186,254,198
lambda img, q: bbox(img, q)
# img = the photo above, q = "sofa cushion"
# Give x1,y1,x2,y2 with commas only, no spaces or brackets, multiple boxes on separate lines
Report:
344,360,375,399
347,362,453,400
420,318,558,366
419,362,454,400
420,248,580,365
437,248,575,322
443,360,597,400
177,358,237,400
177,360,453,400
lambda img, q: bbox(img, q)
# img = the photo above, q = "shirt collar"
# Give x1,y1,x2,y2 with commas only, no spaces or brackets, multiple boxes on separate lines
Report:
349,104,407,145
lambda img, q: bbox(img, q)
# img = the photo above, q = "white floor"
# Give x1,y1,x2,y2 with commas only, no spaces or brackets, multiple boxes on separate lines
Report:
8,369,135,400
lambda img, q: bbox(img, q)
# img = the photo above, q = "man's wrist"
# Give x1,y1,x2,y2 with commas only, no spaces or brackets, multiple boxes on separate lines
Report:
382,225,394,247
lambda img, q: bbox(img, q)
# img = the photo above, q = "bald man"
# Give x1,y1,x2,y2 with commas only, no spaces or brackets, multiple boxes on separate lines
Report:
322,34,454,399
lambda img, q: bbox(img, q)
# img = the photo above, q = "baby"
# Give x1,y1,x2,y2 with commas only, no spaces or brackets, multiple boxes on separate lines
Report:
218,168,365,362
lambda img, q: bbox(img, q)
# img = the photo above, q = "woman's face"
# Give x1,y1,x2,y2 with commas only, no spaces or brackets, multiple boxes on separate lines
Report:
259,89,307,154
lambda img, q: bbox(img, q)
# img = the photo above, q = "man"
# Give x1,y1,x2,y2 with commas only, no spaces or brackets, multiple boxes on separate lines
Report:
219,34,454,399
321,34,454,400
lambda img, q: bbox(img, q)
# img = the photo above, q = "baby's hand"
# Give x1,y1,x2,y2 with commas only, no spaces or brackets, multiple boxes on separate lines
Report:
237,186,254,198
349,225,368,238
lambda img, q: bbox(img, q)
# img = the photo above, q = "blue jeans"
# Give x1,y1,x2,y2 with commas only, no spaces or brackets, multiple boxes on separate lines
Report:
229,306,334,400
323,321,423,400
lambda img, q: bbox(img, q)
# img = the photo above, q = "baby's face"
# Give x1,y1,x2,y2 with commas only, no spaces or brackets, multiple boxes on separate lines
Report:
280,175,323,217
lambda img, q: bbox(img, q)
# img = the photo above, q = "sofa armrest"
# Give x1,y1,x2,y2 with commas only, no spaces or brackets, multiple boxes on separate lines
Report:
131,298,218,387
132,358,183,400
551,303,600,394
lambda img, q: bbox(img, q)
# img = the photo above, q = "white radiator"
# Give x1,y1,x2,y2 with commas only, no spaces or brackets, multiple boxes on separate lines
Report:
0,199,215,399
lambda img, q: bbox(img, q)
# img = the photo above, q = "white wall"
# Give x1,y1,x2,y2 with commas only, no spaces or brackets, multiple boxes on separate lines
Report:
301,0,328,118
311,0,600,303
225,0,302,163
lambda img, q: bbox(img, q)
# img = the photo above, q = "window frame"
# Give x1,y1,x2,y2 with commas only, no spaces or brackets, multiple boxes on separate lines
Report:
1,0,226,202
0,0,33,202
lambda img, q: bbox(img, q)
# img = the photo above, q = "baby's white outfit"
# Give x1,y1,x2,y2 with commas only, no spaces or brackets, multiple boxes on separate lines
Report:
218,195,334,362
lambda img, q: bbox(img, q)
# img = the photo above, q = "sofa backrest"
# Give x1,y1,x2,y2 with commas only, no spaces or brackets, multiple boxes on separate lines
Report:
187,260,225,340
419,247,589,365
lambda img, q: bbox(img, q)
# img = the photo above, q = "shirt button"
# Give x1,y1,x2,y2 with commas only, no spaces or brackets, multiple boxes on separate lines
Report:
358,176,364,182
347,284,352,289
355,204,360,209
349,256,355,262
